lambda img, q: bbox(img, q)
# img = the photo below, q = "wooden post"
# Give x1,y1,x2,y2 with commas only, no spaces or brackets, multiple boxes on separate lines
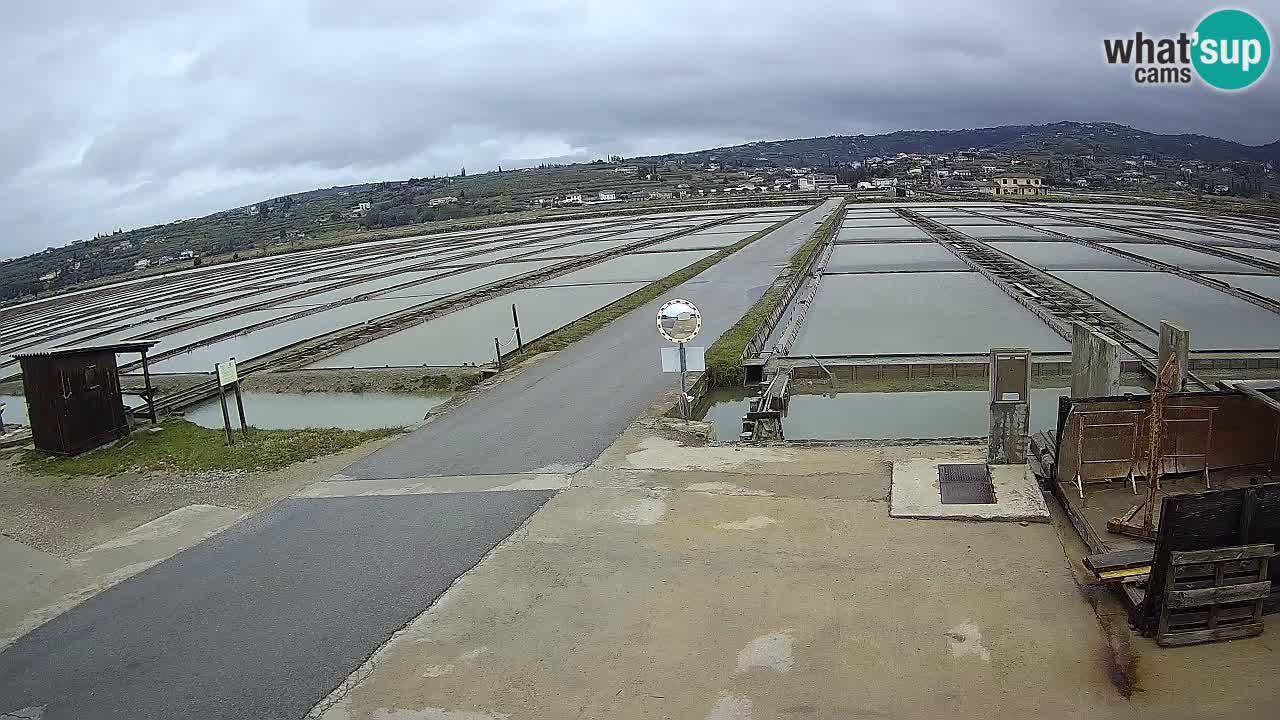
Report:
1158,320,1190,392
494,337,503,370
140,349,157,424
232,381,249,439
512,304,523,355
218,384,234,446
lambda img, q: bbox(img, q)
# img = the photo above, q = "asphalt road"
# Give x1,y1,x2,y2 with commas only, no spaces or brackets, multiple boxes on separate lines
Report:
344,198,841,479
0,492,554,720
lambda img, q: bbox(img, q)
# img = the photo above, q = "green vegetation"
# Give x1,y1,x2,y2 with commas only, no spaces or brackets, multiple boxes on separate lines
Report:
19,420,402,477
517,210,809,357
704,201,845,386
641,121,1280,168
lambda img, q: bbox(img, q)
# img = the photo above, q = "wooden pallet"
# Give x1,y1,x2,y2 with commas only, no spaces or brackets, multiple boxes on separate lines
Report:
1156,544,1273,647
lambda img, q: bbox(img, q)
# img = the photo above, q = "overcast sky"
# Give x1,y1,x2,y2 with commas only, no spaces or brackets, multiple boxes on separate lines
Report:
2,1,1276,258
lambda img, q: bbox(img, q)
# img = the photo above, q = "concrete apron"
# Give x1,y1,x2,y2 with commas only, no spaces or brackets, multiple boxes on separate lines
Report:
302,387,1273,720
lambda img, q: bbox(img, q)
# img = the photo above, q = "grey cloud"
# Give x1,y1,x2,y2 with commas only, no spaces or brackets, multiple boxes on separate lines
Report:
0,0,1276,258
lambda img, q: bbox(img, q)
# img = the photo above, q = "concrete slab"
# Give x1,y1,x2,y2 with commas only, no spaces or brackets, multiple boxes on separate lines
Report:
0,538,68,624
890,459,1049,521
305,486,1121,720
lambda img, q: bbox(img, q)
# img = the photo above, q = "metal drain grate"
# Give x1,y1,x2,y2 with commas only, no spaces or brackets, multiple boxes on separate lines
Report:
938,463,996,504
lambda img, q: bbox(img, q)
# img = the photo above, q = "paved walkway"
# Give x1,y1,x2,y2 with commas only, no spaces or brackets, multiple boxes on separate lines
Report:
342,199,840,479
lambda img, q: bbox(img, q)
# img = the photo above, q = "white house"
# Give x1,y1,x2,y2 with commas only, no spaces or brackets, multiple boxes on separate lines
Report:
992,173,1045,196
179,249,195,260
562,193,585,205
597,190,617,201
134,259,151,270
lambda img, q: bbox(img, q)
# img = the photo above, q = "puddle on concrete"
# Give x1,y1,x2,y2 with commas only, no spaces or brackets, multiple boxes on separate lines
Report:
184,391,451,430
695,386,1146,441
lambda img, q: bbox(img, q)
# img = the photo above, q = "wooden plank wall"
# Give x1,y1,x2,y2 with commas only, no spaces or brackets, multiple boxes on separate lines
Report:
1054,392,1280,486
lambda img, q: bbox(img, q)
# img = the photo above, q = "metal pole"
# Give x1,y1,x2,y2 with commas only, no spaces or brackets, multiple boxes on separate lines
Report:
512,304,523,355
218,383,234,446
678,342,689,420
495,337,503,370
141,349,156,424
232,380,249,439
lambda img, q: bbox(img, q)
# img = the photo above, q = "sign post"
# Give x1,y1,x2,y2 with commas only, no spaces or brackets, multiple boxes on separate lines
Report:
512,303,524,355
214,358,248,444
657,298,704,420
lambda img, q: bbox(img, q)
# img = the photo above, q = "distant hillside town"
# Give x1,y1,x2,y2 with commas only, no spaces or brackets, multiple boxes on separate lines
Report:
2,122,1276,304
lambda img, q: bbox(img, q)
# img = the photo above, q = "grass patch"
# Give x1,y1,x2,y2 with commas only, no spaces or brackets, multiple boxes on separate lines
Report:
517,208,812,356
703,200,846,386
19,420,403,477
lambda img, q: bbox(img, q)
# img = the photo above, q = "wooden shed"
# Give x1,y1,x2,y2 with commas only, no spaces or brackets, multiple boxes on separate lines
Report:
14,341,158,456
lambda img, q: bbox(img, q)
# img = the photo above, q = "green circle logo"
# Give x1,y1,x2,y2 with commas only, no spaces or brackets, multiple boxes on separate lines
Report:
1193,9,1271,90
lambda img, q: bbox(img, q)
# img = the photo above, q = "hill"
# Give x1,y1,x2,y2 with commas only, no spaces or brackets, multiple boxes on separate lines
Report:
3,121,1277,305
636,121,1280,167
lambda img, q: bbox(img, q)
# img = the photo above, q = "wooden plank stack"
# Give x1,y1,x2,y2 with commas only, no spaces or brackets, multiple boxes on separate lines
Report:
1156,544,1273,647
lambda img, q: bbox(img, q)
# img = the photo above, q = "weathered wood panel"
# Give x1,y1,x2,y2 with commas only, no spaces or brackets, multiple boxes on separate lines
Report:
1139,486,1280,634
1055,392,1280,486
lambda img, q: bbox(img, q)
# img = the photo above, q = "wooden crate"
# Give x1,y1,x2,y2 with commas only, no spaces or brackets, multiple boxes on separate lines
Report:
1156,544,1273,647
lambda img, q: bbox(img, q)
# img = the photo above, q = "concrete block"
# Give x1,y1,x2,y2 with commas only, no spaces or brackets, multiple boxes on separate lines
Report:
1070,326,1120,398
889,459,1049,521
1158,320,1190,391
988,402,1029,464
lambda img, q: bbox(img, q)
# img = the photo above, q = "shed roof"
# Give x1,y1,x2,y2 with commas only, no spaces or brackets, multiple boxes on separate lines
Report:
13,341,159,360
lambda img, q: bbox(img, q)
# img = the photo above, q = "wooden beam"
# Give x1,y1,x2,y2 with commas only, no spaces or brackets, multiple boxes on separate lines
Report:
1232,383,1280,415
1085,547,1155,573
1157,622,1264,647
1170,544,1274,564
1098,567,1151,582
1166,581,1272,609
